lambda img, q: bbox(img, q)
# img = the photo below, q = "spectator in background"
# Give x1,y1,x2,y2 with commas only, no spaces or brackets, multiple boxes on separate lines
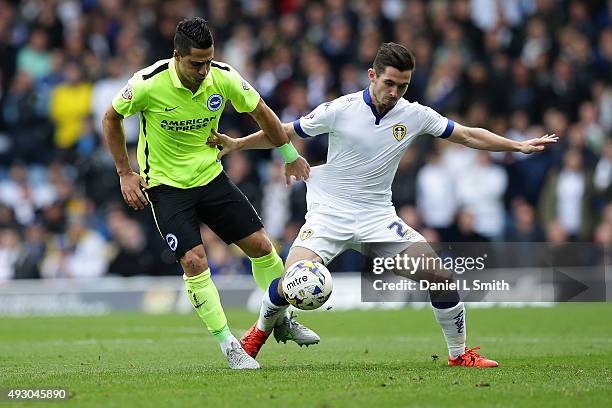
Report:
339,64,367,95
593,27,612,82
469,0,526,32
546,57,588,119
0,228,20,282
107,212,155,277
37,51,67,115
41,216,108,279
1,224,41,281
49,62,92,154
280,85,310,123
2,71,53,163
566,124,598,169
302,48,333,107
592,82,612,134
261,161,290,242
447,208,490,242
392,148,420,208
416,149,457,235
577,101,606,154
456,151,508,240
441,132,478,177
201,226,245,276
539,148,595,241
91,58,139,145
0,162,56,226
509,60,537,115
225,149,262,212
16,27,51,80
504,197,545,267
0,204,17,229
20,222,47,278
593,138,612,207
506,199,544,242
460,61,496,113
521,18,551,69
0,10,18,93
424,52,463,113
223,24,257,75
505,110,533,160
33,1,64,49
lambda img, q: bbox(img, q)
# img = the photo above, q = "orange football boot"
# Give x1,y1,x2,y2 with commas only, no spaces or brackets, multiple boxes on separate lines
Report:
240,322,269,358
448,346,498,367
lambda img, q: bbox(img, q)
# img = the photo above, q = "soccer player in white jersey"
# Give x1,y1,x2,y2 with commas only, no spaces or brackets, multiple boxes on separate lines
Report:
209,43,558,367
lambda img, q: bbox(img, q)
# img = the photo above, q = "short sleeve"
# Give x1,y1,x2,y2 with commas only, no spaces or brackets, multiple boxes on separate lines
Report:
293,101,337,138
112,75,149,118
223,66,260,113
417,104,454,139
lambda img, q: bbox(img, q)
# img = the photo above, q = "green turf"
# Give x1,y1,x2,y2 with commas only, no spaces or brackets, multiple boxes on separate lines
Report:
1,304,611,407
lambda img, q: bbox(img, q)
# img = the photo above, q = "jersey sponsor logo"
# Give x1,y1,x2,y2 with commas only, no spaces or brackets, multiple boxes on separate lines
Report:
165,233,178,251
304,111,316,120
300,228,314,240
393,124,407,141
242,80,250,91
121,85,133,100
160,116,217,131
207,94,223,111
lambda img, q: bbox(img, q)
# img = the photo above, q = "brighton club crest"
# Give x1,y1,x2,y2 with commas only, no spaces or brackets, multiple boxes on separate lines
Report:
165,233,178,251
207,94,223,111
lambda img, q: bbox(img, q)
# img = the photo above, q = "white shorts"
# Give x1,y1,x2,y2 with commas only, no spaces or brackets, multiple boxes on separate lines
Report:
291,203,426,265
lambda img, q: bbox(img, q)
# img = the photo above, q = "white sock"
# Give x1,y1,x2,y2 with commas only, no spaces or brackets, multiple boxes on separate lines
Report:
255,290,289,334
432,302,467,358
219,333,239,354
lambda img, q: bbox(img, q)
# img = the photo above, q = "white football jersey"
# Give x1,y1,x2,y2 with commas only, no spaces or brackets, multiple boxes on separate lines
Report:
293,88,454,210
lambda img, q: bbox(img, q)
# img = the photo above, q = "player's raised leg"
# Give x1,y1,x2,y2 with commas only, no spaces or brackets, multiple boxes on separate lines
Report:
181,245,259,369
395,243,498,368
240,246,321,357
271,247,321,346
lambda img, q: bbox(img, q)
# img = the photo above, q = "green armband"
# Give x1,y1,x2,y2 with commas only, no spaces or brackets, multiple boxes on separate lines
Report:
278,142,299,163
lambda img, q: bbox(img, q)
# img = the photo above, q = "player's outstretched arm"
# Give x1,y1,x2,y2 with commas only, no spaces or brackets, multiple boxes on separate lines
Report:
247,98,310,184
102,106,150,210
207,122,302,154
447,123,558,153
209,124,309,186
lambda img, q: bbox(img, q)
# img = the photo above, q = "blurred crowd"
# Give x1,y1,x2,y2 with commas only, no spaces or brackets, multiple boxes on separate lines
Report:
0,0,611,281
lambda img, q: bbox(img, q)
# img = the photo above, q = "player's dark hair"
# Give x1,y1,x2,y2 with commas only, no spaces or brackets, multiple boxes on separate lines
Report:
174,17,214,56
372,43,416,74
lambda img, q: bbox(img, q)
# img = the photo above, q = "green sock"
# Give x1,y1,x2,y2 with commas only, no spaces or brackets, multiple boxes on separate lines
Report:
212,325,232,343
250,247,284,290
184,269,230,342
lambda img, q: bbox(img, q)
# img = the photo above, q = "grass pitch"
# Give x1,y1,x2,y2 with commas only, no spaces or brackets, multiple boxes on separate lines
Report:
1,304,611,407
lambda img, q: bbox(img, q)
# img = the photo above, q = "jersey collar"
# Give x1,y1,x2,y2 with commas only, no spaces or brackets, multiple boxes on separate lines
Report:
362,87,392,125
169,58,183,88
169,58,213,97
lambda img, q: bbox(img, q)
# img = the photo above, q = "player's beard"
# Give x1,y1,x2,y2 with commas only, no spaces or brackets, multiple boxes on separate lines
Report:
381,98,398,111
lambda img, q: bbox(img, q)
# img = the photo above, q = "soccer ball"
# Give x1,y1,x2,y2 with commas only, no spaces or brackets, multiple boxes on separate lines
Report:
282,260,333,310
